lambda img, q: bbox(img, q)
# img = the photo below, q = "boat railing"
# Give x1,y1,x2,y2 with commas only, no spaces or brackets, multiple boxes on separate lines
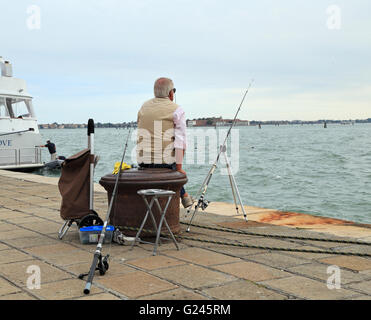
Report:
0,147,42,166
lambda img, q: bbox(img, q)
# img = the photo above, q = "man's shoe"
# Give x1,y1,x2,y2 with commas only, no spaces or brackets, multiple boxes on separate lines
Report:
181,195,193,208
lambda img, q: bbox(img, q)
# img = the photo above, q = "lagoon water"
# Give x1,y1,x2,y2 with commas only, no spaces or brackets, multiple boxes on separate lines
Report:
36,124,371,224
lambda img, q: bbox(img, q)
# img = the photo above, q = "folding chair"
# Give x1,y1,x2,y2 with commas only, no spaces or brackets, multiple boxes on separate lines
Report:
131,189,179,255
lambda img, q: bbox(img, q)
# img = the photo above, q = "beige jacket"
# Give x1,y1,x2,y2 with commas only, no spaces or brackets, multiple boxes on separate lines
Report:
137,97,179,164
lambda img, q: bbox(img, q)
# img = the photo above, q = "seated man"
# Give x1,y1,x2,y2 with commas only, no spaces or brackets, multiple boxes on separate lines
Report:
137,77,192,208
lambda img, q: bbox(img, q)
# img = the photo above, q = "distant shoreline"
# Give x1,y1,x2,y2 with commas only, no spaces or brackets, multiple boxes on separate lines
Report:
39,118,371,129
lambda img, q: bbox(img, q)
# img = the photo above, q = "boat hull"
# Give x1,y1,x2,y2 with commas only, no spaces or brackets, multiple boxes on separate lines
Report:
0,163,45,172
0,119,44,170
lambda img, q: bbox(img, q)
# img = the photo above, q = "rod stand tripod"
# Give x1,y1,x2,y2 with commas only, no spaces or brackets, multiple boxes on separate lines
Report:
185,82,253,232
186,145,248,232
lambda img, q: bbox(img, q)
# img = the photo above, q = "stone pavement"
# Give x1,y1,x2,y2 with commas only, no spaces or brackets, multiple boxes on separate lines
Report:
0,170,370,300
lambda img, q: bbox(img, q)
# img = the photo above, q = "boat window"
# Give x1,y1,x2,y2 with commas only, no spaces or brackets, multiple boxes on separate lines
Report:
6,98,32,119
0,97,10,118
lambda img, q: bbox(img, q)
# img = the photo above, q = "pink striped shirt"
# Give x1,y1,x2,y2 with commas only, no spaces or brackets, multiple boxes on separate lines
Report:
173,106,187,150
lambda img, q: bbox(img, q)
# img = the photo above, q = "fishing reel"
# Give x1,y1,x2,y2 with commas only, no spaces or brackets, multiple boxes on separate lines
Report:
78,254,109,279
97,254,110,276
196,198,210,211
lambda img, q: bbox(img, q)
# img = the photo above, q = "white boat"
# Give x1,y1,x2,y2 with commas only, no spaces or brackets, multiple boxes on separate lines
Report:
0,57,44,171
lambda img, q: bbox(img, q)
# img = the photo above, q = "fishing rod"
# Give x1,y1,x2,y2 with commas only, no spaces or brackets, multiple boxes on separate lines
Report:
82,127,132,295
186,80,254,232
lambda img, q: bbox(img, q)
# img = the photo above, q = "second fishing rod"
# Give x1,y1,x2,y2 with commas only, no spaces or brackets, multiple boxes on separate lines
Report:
82,127,132,295
185,80,254,232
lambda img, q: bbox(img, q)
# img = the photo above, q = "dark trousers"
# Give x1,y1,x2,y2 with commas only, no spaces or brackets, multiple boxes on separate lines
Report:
138,163,186,197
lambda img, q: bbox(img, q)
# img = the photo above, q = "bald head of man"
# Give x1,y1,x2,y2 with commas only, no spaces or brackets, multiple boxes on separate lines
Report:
154,77,175,101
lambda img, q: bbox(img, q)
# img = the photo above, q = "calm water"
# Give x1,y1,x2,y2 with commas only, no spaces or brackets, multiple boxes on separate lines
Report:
36,124,371,224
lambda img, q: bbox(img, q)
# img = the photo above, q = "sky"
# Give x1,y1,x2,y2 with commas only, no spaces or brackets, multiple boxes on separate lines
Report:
1,0,371,123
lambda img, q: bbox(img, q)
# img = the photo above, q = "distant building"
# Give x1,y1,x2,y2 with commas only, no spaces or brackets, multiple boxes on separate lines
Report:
234,120,250,126
187,120,197,127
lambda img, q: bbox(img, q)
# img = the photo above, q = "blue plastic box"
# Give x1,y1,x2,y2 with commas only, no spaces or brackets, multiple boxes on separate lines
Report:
79,225,114,244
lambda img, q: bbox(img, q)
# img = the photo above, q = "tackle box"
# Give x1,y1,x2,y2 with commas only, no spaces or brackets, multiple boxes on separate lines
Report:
79,225,114,244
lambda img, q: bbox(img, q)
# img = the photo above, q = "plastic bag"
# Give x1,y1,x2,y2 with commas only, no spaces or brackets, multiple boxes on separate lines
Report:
112,162,132,174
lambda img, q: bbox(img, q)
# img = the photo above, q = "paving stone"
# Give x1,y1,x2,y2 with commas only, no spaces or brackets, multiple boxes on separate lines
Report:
212,261,292,282
25,278,103,300
201,244,266,257
0,223,19,232
0,199,23,206
0,243,10,251
4,216,48,225
39,203,62,210
304,240,353,249
151,264,236,289
3,235,59,249
217,220,268,229
22,198,56,206
310,226,371,239
0,292,36,300
351,295,371,300
24,243,80,258
0,259,72,287
21,206,58,215
239,237,303,249
138,288,208,300
203,280,287,300
145,240,189,252
360,269,371,276
332,244,371,255
0,249,33,265
288,263,371,285
24,243,93,266
46,251,93,267
281,245,336,259
0,228,40,240
77,293,121,300
261,276,358,299
20,221,61,235
359,237,371,243
97,271,177,298
348,280,371,295
0,210,31,220
318,256,371,272
165,247,240,266
246,252,312,269
108,246,158,262
0,278,21,296
3,203,36,211
128,255,187,270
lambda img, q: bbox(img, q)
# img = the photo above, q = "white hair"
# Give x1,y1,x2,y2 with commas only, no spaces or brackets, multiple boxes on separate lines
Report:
154,77,174,98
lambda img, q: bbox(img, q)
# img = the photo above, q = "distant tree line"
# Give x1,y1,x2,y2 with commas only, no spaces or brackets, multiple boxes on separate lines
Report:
95,122,136,128
39,122,137,129
39,118,371,129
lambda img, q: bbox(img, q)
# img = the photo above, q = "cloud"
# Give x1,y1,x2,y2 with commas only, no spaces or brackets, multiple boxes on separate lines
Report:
1,0,371,122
